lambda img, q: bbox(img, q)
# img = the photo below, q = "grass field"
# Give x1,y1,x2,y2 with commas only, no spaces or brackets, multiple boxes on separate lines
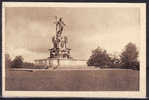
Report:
5,68,139,91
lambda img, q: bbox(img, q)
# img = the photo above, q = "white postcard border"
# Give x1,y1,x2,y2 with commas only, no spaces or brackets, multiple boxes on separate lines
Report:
2,2,146,98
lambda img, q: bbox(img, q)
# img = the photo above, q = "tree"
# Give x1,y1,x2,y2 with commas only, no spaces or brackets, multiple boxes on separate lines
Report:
87,47,111,68
5,53,11,69
120,42,139,70
11,56,24,68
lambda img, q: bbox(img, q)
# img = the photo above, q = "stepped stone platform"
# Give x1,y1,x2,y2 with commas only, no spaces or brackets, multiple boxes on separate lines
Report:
35,58,87,68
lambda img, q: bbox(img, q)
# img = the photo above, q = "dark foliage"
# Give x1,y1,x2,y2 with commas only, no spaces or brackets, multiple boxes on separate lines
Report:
23,62,34,68
87,43,139,70
23,62,48,69
120,42,140,70
5,53,11,69
87,47,111,68
11,56,24,68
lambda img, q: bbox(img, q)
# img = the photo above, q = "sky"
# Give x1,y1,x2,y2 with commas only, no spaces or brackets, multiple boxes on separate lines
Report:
5,7,140,62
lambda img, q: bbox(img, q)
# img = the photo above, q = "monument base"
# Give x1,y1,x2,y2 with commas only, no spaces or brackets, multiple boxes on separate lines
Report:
35,58,87,68
48,58,87,68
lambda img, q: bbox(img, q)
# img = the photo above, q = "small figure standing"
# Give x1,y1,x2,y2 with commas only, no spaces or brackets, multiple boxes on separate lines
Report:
56,17,66,36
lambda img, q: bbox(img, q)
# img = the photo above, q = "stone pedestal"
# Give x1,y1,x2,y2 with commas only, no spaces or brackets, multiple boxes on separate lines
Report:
49,31,72,59
49,47,71,59
48,58,87,67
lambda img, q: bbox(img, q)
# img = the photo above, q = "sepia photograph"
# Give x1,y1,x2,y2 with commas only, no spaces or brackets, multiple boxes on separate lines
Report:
2,2,146,98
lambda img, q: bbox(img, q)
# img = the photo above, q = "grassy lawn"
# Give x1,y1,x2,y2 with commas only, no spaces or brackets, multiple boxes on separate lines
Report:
5,68,139,91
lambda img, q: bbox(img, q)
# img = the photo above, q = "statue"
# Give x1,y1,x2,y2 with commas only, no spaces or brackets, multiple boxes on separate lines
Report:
49,16,71,59
55,17,66,36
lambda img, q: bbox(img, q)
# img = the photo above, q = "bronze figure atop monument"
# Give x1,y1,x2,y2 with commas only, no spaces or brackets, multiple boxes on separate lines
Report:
49,17,71,59
56,17,66,35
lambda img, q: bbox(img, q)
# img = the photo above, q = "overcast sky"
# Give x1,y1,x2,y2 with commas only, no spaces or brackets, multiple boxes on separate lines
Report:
5,7,140,62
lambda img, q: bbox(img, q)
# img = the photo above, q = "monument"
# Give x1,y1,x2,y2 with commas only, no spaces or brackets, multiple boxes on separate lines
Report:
49,17,71,59
34,16,87,68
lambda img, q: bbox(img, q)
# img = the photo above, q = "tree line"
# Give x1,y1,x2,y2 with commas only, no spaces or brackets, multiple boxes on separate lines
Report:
87,42,139,70
5,55,48,69
5,55,35,69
